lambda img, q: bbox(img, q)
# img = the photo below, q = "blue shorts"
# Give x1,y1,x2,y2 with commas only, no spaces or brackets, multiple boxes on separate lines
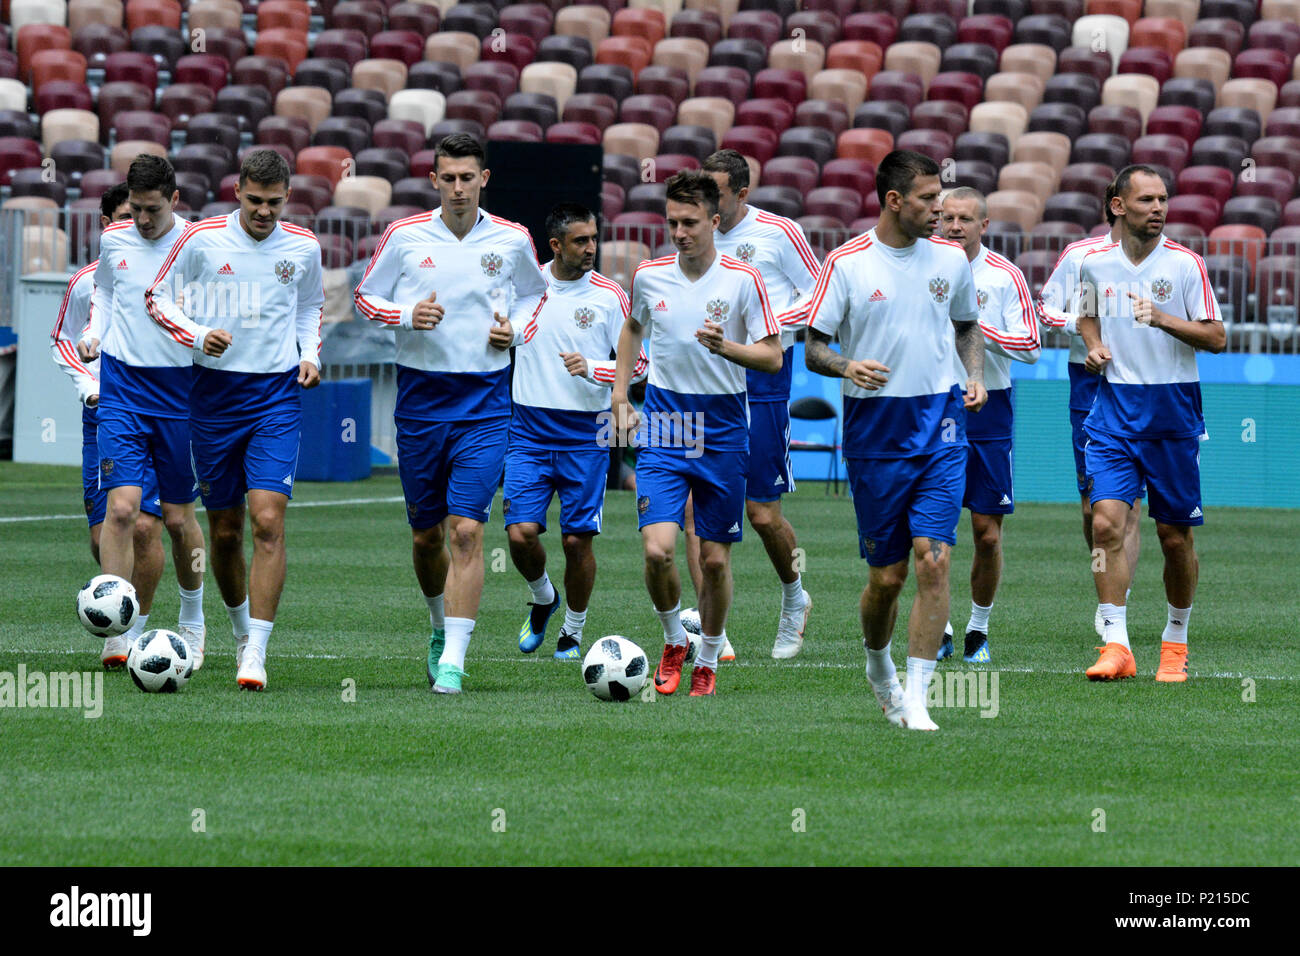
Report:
396,416,507,528
83,414,162,527
745,400,794,502
847,444,967,567
96,407,198,504
191,408,301,510
503,444,607,534
636,448,747,543
1069,407,1092,495
1085,429,1203,526
964,437,1014,515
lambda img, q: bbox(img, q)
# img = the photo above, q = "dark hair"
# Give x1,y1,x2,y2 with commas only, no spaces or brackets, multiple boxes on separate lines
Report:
1113,164,1166,203
1104,179,1117,225
239,148,291,188
701,148,750,193
876,149,941,205
126,154,176,198
546,202,595,243
434,132,486,171
665,170,719,216
100,183,129,220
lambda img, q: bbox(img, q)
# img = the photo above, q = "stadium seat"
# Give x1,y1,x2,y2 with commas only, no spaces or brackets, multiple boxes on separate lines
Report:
1084,105,1140,143
1222,196,1281,235
1189,134,1250,172
941,42,999,82
736,97,793,133
678,96,735,142
899,13,958,51
896,128,954,163
854,100,911,140
186,113,243,156
836,127,894,164
1209,223,1266,280
1043,72,1101,114
234,56,291,97
603,121,660,159
1132,133,1190,175
409,61,463,97
1102,75,1158,131
445,88,501,129
599,35,654,78
809,69,868,114
637,63,690,105
1085,0,1140,26
464,60,519,102
912,98,968,138
691,65,750,105
41,108,100,154
159,84,217,127
1145,104,1202,143
49,137,103,184
124,0,180,31
314,116,371,156
753,67,806,107
1204,107,1260,145
1000,42,1057,85
654,125,711,160
670,8,722,47
1265,106,1300,140
442,4,497,40
1173,48,1232,97
1237,167,1295,208
747,184,802,218
948,158,998,195
555,4,611,48
33,80,92,115
480,33,537,74
1176,165,1235,207
355,146,410,182
1118,48,1173,86
998,160,1057,203
868,71,925,111
621,92,678,133
1015,14,1072,53
1013,130,1071,172
985,70,1044,113
958,14,1014,54
1073,15,1129,73
1072,131,1130,168
299,147,354,192
969,100,1028,148
778,125,836,166
1055,46,1111,87
651,37,710,90
1159,77,1216,118
423,32,481,73
722,124,778,164
599,239,650,292
563,91,618,128
762,155,819,193
1256,255,1300,338
109,138,166,176
577,63,635,103
987,188,1043,230
843,11,898,48
1130,17,1186,59
1233,48,1290,88
535,34,594,73
727,8,781,48
498,4,552,44
388,3,442,39
333,87,389,127
884,41,942,90
1252,136,1300,179
503,89,560,130
927,71,983,111
1058,161,1114,200
1028,101,1085,141
1164,193,1221,233
255,29,310,73
276,88,334,135
610,211,666,248
1218,79,1277,123
1025,220,1085,254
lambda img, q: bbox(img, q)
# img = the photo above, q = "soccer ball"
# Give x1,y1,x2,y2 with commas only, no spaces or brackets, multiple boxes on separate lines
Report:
679,607,701,662
76,574,139,637
126,629,194,693
583,636,649,702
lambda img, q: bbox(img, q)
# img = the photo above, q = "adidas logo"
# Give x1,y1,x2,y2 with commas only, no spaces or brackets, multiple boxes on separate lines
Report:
868,289,886,301
282,474,293,486
774,476,784,486
217,263,234,275
1103,619,1114,627
1189,506,1202,518
1172,619,1183,626
419,257,435,268
1000,494,1012,505
116,260,128,270
654,299,668,312
727,522,740,534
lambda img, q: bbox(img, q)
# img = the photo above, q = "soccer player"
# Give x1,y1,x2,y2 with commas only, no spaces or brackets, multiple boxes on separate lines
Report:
52,184,165,667
505,202,647,660
144,149,323,690
1076,164,1224,682
1040,184,1143,634
78,155,207,668
938,187,1041,663
694,148,818,660
612,170,781,697
804,150,986,731
354,133,547,694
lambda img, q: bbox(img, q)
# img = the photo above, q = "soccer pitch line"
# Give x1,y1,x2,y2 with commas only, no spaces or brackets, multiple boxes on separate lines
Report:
0,496,406,524
8,648,1295,682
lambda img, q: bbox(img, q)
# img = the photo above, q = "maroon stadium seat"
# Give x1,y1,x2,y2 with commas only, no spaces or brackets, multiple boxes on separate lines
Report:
722,125,779,164
692,66,751,107
795,99,850,136
1251,136,1300,179
1188,18,1244,58
1236,166,1295,207
912,98,968,137
480,33,537,73
563,92,618,128
762,156,820,194
821,157,875,194
1166,194,1222,233
620,93,677,133
1176,166,1236,207
1132,134,1190,175
545,121,602,144
736,98,795,134
868,70,925,110
1117,47,1172,86
754,68,807,107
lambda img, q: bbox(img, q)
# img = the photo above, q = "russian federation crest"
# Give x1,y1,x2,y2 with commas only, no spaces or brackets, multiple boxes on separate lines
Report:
976,288,989,310
573,306,596,330
705,298,729,322
274,260,295,285
735,243,756,263
1150,278,1173,303
929,277,950,303
481,252,503,277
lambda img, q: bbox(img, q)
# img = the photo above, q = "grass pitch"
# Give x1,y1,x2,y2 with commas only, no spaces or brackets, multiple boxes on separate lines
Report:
1,462,1296,865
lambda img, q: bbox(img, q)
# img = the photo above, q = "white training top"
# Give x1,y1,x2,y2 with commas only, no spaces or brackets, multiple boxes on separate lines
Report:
51,261,98,405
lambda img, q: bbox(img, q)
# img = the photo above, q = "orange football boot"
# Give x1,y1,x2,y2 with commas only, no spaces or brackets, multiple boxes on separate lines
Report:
654,642,688,695
1155,642,1188,683
689,663,716,697
1086,643,1136,681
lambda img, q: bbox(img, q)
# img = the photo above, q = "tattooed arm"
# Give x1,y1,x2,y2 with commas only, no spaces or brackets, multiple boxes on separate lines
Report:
953,319,988,412
805,328,890,390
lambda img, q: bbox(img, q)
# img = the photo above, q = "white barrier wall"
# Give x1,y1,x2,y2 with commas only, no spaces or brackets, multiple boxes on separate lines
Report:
13,274,84,466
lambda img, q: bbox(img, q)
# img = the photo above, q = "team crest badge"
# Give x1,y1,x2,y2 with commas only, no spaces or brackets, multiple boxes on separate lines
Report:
637,495,650,514
407,502,418,520
502,498,511,515
929,277,950,303
100,459,114,477
573,306,596,330
1150,278,1173,303
84,497,93,516
275,260,295,285
976,289,989,310
735,243,756,263
199,480,211,497
481,252,503,277
862,536,876,555
705,298,729,322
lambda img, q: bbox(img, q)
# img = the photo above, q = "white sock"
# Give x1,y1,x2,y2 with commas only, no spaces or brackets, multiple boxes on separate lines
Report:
178,584,204,629
1126,588,1131,601
248,617,272,656
1098,603,1129,649
1162,604,1191,644
698,632,724,670
124,613,148,643
865,642,896,685
527,573,555,605
425,593,444,631
904,656,936,707
968,600,992,634
226,599,250,638
440,617,473,670
658,602,688,646
563,606,586,639
944,620,953,637
780,575,803,612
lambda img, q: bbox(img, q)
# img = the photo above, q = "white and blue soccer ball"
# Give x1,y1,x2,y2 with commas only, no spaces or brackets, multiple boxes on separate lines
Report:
583,636,649,702
679,607,701,662
76,574,139,637
126,629,194,693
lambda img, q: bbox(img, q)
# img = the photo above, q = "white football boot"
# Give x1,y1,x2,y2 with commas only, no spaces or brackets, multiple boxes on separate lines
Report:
869,674,906,728
236,643,266,691
772,590,812,660
178,623,206,672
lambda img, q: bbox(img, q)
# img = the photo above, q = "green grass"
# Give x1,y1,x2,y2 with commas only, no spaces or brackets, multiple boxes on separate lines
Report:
1,462,1296,865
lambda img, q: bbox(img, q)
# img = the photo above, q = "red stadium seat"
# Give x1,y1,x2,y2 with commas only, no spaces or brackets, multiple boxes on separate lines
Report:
73,24,130,69
670,10,723,48
34,81,93,115
721,125,779,164
480,33,536,73
1055,46,1111,86
637,65,690,106
1236,166,1296,207
762,155,820,194
445,89,502,129
298,146,353,189
795,99,850,136
693,66,751,106
1187,19,1244,58
1145,104,1202,143
175,54,230,95
487,119,543,142
844,12,899,49
896,128,954,162
113,109,171,146
838,127,895,164
867,70,925,110
754,68,806,107
464,61,520,103
498,4,553,44
1233,48,1289,87
1247,18,1300,60
314,29,369,68
257,0,311,33
927,71,983,110
563,92,618,128
820,157,875,194
1087,104,1142,141
1118,48,1173,86
1176,166,1235,207
31,50,88,92
546,122,598,146
125,0,181,32
620,93,677,133
912,98,968,137
727,10,782,49
1251,136,1300,179
1166,194,1222,233
1129,17,1186,59
804,186,862,222
613,8,667,47
255,29,310,73
736,98,795,135
235,57,292,97
597,36,653,79
958,14,1014,53
1132,134,1190,175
